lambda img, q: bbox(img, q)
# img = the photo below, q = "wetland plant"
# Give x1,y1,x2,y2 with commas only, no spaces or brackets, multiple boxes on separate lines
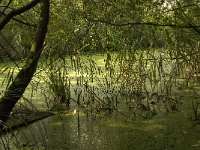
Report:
38,48,200,119
192,97,200,121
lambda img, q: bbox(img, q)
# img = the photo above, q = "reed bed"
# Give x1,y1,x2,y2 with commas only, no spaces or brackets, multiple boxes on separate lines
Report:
35,48,200,120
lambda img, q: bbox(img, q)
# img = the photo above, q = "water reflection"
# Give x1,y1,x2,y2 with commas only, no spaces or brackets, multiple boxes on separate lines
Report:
0,112,199,150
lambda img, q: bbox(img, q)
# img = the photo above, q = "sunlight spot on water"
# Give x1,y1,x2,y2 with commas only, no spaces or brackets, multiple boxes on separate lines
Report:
73,109,77,115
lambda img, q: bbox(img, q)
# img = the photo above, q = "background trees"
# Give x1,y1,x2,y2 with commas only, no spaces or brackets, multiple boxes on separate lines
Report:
2,0,199,60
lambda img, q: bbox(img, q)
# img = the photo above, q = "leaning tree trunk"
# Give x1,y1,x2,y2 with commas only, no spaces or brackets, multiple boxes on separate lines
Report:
0,0,50,130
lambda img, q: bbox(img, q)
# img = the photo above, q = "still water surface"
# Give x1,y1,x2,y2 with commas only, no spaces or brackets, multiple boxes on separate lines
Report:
1,111,199,150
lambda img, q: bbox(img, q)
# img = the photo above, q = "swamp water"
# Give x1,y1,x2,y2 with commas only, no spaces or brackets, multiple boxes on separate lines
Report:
0,52,200,149
1,111,200,150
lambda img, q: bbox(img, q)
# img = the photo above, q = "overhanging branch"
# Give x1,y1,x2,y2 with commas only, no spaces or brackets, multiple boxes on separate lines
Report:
0,12,37,28
176,1,200,35
0,0,12,17
87,18,200,29
0,0,41,31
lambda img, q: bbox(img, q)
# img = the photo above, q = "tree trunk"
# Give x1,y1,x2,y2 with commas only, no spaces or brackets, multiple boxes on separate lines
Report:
0,0,50,130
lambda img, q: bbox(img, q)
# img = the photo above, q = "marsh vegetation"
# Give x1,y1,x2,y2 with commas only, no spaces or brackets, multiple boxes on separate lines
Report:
0,0,200,149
